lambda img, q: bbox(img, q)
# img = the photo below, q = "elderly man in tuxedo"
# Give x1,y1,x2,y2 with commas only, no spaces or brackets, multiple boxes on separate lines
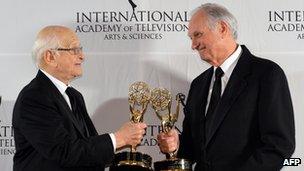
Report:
157,3,295,171
13,25,146,171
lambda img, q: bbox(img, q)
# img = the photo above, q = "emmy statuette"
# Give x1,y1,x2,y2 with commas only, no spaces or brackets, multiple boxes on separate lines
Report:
151,88,192,171
110,81,153,171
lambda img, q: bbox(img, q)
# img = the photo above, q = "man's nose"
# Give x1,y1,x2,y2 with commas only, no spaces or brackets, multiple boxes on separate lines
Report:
78,52,84,61
191,39,199,50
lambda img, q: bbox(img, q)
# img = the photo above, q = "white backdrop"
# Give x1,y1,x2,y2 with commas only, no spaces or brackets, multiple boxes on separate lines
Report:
0,0,303,170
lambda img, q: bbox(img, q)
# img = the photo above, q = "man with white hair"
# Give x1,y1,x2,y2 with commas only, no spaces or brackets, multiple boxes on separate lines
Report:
157,3,295,171
12,25,146,171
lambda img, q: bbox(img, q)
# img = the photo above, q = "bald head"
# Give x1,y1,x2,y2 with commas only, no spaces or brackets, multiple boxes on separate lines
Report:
32,25,79,68
31,25,84,84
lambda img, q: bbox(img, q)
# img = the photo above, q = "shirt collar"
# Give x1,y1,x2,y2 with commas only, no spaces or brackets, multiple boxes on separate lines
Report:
40,69,69,94
214,45,242,76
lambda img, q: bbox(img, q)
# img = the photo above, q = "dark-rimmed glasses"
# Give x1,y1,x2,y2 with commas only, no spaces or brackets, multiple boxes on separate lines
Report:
52,47,83,55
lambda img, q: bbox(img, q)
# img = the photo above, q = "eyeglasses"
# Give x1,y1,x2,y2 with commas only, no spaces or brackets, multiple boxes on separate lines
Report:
53,47,83,55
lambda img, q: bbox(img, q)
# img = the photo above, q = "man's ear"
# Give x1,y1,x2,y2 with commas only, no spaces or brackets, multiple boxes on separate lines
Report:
217,20,229,38
43,50,57,67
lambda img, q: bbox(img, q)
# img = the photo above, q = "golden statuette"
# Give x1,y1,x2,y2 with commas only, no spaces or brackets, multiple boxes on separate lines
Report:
110,81,153,171
151,88,192,171
129,81,151,123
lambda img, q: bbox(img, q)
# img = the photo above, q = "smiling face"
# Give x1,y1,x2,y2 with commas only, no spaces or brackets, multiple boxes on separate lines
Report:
188,11,233,66
54,31,84,83
39,26,84,84
188,11,222,64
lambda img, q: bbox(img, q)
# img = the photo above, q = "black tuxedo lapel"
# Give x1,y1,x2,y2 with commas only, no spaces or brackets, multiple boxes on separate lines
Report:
194,67,213,122
75,93,98,136
36,70,88,139
191,67,213,146
205,46,252,146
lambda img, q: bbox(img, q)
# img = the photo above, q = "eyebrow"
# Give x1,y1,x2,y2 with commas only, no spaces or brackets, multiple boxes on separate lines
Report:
188,31,199,37
68,44,81,48
187,31,195,37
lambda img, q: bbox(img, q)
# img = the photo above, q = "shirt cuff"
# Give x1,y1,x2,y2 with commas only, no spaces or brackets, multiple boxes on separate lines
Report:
109,133,116,152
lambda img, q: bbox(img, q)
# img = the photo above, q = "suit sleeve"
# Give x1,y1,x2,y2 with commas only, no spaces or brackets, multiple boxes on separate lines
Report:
15,90,114,167
239,64,295,171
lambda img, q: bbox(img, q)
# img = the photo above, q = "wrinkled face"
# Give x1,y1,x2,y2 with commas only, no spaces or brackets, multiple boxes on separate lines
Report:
53,30,84,83
188,11,223,63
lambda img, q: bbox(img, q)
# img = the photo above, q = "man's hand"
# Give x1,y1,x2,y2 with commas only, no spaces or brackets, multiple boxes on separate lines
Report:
114,122,147,149
157,129,179,154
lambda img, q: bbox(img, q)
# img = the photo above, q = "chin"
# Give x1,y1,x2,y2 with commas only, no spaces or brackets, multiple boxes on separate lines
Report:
199,55,207,61
76,69,83,75
73,71,83,78
200,56,212,64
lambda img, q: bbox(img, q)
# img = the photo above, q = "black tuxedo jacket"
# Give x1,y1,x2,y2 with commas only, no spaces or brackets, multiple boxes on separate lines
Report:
178,45,295,171
13,71,114,171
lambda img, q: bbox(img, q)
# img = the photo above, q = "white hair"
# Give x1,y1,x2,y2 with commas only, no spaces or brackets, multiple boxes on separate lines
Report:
31,33,60,68
193,3,238,39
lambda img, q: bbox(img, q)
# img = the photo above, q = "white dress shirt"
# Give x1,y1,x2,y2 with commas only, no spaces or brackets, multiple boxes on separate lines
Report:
40,69,116,151
205,45,242,115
